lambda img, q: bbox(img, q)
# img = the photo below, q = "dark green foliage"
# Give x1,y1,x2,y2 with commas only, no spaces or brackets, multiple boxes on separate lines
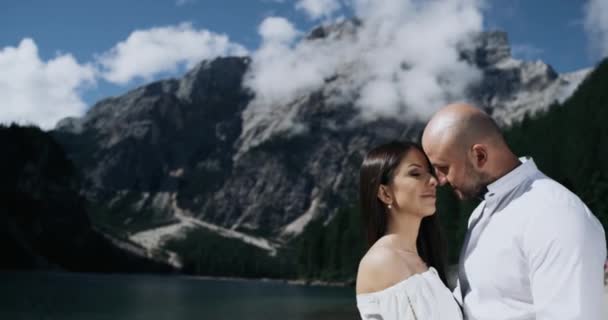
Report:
6,57,608,282
0,124,173,272
289,58,608,281
502,58,608,240
435,186,479,264
292,207,365,282
163,227,296,279
87,199,179,237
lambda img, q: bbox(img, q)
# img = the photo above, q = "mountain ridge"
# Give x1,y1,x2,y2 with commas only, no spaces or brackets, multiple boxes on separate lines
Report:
52,28,592,266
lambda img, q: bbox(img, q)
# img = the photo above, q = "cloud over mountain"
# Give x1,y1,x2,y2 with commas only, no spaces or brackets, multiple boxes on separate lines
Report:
0,38,95,129
98,23,248,84
584,0,608,58
244,0,484,126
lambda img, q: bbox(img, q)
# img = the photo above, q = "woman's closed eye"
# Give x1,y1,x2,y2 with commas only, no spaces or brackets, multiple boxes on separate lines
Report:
409,170,421,177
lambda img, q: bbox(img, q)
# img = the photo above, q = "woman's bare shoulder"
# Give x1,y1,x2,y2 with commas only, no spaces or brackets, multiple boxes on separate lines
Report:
355,245,417,295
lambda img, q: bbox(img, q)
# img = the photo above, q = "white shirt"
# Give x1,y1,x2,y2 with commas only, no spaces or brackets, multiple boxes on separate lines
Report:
357,267,463,320
454,157,607,320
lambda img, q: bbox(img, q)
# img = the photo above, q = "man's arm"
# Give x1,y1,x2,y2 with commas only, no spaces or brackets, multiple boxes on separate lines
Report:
524,202,606,320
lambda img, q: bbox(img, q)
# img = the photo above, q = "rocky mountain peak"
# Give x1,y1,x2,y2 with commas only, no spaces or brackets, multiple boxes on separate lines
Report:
306,18,362,41
177,57,251,103
52,25,591,263
464,30,511,67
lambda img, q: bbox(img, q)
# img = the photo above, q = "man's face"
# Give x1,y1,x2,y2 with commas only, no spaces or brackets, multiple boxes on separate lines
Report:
423,141,486,200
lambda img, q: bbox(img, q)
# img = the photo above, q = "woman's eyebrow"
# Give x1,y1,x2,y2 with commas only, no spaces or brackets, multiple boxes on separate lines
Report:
408,164,422,168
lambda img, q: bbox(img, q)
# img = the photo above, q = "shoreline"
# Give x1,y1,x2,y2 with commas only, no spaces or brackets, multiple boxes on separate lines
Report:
3,269,604,294
0,269,355,288
181,274,354,288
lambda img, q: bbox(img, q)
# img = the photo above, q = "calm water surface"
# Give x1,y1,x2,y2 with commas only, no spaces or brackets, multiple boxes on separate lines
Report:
0,271,359,320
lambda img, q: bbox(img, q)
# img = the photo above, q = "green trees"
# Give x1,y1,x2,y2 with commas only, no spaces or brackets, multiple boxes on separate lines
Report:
163,227,296,279
503,58,608,238
292,58,608,282
6,58,607,282
293,207,365,282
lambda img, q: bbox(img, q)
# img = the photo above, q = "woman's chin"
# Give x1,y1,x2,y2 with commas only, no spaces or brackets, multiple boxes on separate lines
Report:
422,207,436,217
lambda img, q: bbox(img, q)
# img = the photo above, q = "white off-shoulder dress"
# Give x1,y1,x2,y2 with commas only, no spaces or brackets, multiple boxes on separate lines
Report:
356,267,463,320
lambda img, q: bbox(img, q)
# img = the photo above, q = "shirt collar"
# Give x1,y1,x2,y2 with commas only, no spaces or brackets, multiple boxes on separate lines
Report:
485,157,538,199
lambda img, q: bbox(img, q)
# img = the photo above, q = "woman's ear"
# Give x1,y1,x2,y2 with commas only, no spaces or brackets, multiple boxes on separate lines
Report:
377,185,393,206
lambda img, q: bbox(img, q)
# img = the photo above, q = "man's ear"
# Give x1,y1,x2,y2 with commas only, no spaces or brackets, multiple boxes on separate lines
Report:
470,144,488,168
377,185,392,206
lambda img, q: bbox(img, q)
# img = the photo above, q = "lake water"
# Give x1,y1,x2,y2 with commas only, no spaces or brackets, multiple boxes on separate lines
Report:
0,271,359,320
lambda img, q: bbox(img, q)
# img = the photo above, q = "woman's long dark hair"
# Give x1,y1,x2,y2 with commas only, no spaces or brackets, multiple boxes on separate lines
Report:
359,141,448,285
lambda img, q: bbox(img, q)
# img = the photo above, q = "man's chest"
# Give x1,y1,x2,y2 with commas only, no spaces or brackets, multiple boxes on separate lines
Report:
464,206,532,300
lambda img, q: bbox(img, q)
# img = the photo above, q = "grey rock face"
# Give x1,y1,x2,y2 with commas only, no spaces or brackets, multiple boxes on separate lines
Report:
463,31,587,126
462,31,512,68
55,57,252,226
307,18,362,41
53,29,589,256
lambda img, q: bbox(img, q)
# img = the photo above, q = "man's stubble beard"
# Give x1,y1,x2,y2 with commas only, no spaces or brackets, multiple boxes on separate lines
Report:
458,160,490,200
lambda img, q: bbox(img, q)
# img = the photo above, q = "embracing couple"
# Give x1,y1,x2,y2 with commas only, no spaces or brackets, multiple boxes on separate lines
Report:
355,103,607,320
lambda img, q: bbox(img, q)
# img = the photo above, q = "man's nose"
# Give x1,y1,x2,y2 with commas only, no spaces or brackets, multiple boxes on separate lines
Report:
436,172,448,186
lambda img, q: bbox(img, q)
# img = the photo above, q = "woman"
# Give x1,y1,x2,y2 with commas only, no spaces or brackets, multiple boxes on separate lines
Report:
356,141,462,320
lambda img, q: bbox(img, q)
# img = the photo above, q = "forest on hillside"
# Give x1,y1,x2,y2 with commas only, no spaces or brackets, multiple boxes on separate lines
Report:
293,58,608,282
3,59,606,284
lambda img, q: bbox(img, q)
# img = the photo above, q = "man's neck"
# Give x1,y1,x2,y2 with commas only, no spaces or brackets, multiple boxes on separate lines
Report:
489,153,521,185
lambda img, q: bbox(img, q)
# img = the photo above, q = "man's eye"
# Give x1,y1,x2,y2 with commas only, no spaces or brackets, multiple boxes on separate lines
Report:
435,166,447,173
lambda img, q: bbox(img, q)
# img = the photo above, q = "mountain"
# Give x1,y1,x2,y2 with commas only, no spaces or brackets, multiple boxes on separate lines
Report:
51,26,591,271
462,31,590,126
0,124,175,273
292,57,608,282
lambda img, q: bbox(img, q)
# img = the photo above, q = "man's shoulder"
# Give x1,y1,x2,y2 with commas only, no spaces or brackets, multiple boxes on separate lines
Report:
524,174,583,209
521,174,604,238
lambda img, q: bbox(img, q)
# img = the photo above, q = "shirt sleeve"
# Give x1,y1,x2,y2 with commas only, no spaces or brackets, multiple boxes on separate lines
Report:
357,294,417,320
523,199,606,320
452,279,463,307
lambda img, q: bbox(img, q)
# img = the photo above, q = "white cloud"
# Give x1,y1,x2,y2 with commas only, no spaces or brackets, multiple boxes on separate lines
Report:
243,0,484,131
295,0,342,20
584,0,608,58
258,17,301,43
0,38,95,130
1,23,250,130
98,22,249,84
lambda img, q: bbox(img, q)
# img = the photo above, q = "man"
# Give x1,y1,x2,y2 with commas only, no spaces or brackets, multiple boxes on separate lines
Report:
421,103,606,319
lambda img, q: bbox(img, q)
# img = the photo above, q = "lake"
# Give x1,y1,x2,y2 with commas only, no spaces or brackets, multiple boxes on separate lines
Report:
0,271,359,320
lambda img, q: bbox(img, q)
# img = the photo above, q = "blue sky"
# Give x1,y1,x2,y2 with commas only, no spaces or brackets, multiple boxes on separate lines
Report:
1,0,607,129
1,0,302,105
485,0,594,72
2,1,596,72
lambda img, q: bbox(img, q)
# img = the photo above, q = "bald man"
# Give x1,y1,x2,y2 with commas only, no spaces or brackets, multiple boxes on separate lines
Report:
422,103,606,320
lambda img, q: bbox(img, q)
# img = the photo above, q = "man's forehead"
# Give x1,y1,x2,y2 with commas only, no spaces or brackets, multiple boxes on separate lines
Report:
424,137,454,164
423,117,455,145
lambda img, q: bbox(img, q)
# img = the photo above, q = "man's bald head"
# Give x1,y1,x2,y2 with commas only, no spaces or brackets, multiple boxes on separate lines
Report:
422,103,504,154
421,103,514,200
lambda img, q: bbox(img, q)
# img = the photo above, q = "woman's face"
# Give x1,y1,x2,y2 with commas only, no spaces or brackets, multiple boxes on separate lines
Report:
383,148,438,217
